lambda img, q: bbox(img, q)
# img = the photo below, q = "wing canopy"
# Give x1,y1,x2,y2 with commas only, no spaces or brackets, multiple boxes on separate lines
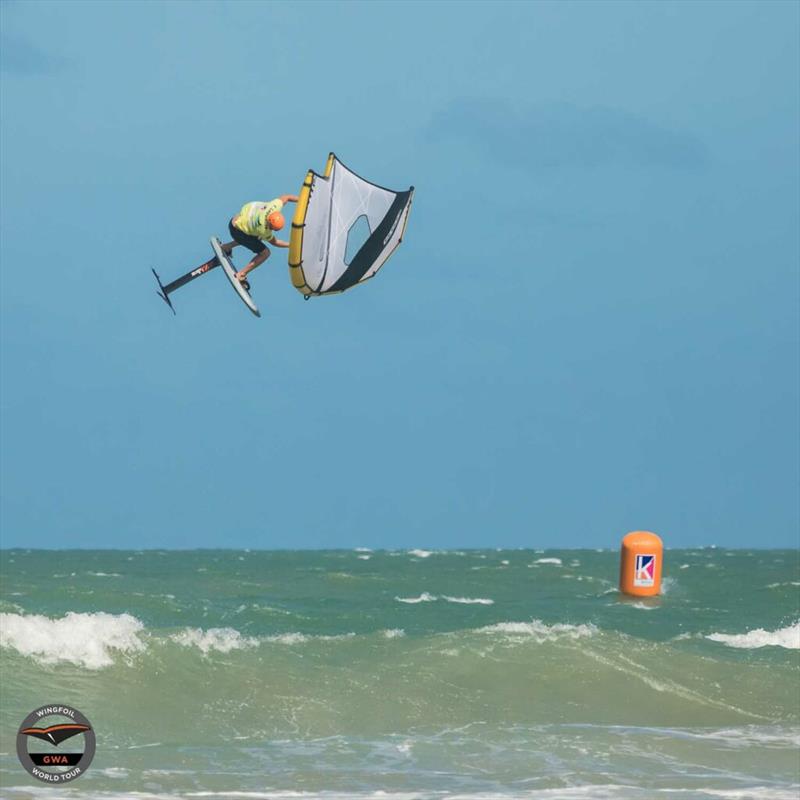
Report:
289,154,413,297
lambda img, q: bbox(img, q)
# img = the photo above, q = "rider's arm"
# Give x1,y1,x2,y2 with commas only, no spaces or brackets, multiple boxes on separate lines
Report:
280,195,299,204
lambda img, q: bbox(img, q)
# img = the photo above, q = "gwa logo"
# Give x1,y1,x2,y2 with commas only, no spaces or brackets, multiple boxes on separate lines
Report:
17,705,95,784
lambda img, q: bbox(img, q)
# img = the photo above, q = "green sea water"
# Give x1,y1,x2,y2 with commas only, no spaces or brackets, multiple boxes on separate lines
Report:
0,548,798,798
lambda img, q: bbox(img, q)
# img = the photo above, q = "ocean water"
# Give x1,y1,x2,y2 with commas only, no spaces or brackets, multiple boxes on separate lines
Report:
0,548,798,799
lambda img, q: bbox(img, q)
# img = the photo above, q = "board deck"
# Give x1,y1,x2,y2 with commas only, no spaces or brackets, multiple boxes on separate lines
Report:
210,237,261,317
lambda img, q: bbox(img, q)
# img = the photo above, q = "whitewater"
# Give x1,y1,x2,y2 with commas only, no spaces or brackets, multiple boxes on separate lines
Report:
0,548,798,798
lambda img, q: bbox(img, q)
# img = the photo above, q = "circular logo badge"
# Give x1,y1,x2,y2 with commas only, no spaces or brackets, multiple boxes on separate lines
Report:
17,704,95,783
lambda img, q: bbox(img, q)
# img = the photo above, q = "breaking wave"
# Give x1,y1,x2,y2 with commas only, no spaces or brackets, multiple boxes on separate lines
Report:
0,611,145,669
706,622,800,650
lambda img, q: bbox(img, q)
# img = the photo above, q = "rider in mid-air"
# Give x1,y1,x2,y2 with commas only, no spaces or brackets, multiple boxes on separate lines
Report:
221,195,298,285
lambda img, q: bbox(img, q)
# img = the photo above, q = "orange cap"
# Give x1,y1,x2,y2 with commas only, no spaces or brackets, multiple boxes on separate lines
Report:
267,211,285,231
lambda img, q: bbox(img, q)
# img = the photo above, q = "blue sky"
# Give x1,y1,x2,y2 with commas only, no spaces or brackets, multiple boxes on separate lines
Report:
1,0,797,549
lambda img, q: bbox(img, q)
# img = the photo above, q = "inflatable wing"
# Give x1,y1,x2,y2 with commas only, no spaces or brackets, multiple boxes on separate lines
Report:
289,154,414,297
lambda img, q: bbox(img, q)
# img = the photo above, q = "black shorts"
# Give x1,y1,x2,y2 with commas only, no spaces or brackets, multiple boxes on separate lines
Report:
228,219,267,255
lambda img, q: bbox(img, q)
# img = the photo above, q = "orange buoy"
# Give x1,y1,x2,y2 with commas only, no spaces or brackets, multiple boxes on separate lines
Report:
619,531,663,596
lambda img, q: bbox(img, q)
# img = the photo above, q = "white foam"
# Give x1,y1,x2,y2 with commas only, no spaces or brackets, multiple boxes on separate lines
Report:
11,789,798,800
442,596,494,605
0,611,145,669
357,555,371,560
264,632,357,645
408,549,433,558
97,766,128,778
395,592,437,604
382,628,405,639
265,632,310,645
478,619,597,642
394,593,494,605
171,627,258,654
707,622,800,650
532,557,562,565
694,791,800,800
671,726,800,748
660,577,676,595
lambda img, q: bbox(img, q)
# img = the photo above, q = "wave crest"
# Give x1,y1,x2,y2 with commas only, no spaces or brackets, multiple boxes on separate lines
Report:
0,611,145,669
171,627,259,654
706,623,800,650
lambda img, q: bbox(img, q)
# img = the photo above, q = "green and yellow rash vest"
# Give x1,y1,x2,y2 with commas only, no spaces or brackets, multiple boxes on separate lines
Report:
233,199,284,241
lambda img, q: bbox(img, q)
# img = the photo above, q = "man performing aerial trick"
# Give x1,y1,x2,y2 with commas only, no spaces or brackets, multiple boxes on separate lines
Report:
152,152,414,316
222,195,298,287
